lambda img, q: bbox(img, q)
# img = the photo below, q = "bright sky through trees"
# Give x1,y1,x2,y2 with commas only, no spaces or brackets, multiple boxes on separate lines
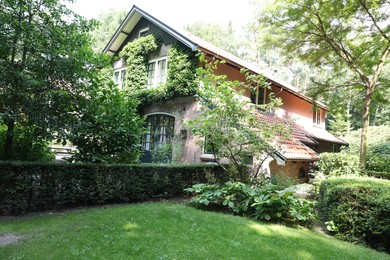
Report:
66,0,256,32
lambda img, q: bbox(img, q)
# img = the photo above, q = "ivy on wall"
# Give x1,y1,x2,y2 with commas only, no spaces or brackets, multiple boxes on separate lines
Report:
119,35,161,91
166,42,197,98
118,35,197,106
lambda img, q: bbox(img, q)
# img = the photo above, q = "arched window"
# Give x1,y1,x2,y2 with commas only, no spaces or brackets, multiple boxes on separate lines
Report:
141,114,175,163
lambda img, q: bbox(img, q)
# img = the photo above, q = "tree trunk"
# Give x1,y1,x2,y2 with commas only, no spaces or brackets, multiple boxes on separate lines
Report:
4,118,15,160
359,86,373,169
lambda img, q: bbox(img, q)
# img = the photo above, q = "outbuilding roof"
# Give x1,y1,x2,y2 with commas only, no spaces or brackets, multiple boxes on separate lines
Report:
255,111,347,161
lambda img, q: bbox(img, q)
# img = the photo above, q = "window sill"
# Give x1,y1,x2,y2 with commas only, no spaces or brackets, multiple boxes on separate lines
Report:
200,154,217,162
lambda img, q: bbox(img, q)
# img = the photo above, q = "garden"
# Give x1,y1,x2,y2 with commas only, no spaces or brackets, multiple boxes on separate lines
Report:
1,0,389,258
1,203,389,259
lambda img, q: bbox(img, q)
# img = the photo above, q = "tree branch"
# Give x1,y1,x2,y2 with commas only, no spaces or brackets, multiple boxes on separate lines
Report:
359,0,390,43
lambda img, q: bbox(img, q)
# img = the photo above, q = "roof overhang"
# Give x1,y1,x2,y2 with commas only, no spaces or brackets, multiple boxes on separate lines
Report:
103,5,197,55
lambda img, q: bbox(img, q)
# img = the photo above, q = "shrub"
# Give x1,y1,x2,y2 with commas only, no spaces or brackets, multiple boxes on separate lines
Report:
0,125,54,162
318,177,390,253
185,182,316,224
0,162,227,215
152,144,172,164
365,171,390,180
342,125,390,173
68,82,144,164
315,152,361,177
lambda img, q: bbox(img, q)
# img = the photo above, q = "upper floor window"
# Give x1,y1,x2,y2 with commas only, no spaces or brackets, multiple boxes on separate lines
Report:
313,109,321,124
139,28,149,38
251,86,268,105
147,57,168,88
113,68,126,89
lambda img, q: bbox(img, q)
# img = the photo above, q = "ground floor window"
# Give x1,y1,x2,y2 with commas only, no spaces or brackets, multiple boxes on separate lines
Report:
141,114,175,163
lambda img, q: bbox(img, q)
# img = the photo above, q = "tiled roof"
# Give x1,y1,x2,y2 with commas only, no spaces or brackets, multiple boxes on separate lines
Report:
277,137,320,161
255,112,317,145
255,111,347,160
303,127,348,145
255,111,319,160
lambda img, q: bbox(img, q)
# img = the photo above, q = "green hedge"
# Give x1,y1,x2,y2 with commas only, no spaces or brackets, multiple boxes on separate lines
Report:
0,162,226,215
315,152,361,177
365,171,390,180
319,177,390,253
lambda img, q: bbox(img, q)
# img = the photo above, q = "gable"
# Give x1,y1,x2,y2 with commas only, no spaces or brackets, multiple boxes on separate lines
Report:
103,5,197,55
114,17,181,56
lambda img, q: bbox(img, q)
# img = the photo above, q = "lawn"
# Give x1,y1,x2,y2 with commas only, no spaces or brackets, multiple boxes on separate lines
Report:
0,202,388,259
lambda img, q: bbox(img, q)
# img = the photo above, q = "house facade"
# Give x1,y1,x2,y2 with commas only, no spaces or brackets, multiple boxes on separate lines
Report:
103,5,347,180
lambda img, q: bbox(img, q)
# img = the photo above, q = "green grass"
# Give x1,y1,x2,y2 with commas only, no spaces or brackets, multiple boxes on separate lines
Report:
0,203,389,259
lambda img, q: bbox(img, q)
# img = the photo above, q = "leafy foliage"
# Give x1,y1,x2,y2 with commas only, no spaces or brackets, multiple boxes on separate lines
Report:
90,9,127,53
68,78,144,163
187,55,286,183
120,35,161,91
152,144,172,164
319,177,390,253
258,0,390,168
0,162,226,215
186,181,316,224
185,22,244,57
120,39,197,106
342,125,390,173
166,42,197,98
0,0,102,160
0,125,54,162
316,153,361,177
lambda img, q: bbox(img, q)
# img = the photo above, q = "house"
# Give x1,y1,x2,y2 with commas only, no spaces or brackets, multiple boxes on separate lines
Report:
103,5,347,180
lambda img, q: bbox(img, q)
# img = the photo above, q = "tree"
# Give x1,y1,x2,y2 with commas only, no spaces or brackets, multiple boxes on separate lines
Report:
187,55,286,183
185,21,244,57
90,8,127,53
258,0,390,168
68,69,144,163
0,0,101,160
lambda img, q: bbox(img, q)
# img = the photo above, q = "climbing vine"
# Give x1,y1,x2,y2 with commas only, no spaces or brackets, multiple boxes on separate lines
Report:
118,35,197,106
119,35,161,91
166,42,197,98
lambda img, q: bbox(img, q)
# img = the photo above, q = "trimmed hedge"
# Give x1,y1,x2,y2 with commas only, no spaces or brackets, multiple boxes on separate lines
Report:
365,171,390,180
0,162,227,215
319,177,390,253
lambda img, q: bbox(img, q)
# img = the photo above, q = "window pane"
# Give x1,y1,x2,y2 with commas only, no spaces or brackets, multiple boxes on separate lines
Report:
114,71,119,84
157,59,167,85
120,69,126,82
250,87,258,104
142,114,175,152
147,62,155,88
258,87,265,105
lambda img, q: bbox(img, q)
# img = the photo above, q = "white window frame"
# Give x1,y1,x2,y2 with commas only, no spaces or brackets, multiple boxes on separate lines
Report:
113,68,126,90
147,57,168,89
313,109,321,124
139,27,149,38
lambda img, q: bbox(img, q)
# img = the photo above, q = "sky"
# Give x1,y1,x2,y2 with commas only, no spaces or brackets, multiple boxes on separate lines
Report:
66,0,260,32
